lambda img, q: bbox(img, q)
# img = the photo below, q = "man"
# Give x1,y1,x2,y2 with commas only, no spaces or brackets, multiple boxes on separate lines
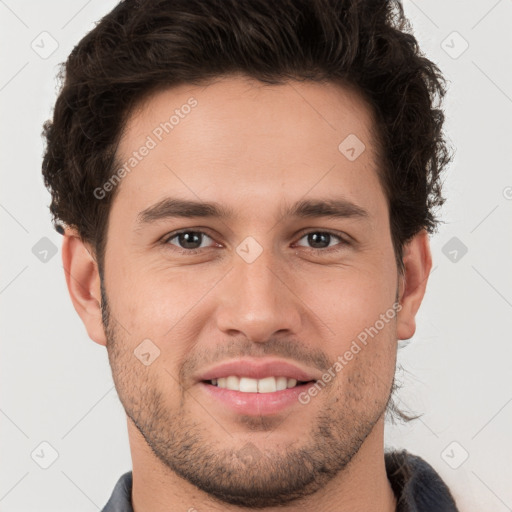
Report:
42,0,458,510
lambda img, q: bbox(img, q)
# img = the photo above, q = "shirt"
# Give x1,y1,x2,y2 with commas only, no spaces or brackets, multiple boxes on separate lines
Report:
101,450,459,511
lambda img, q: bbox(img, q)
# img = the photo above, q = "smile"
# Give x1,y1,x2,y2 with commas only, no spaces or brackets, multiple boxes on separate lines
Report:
207,376,313,393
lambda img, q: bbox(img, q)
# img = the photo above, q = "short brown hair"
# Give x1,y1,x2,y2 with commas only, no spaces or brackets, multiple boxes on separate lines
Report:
42,0,451,270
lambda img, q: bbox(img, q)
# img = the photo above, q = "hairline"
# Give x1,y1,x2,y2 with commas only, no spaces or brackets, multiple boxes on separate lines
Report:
93,74,404,275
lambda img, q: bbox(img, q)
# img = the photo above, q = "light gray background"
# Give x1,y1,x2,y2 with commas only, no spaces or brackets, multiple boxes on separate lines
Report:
1,1,511,511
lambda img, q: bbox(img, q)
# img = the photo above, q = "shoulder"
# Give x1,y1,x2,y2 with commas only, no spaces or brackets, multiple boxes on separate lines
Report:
101,471,133,512
385,450,459,512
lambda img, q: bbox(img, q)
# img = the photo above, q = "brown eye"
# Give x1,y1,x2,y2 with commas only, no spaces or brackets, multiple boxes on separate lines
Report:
166,231,214,250
296,231,345,250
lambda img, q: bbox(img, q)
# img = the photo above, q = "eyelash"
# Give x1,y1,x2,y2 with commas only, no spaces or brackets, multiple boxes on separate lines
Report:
162,229,350,256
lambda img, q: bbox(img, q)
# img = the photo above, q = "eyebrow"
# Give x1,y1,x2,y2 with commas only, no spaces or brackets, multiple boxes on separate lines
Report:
136,197,368,226
285,198,368,220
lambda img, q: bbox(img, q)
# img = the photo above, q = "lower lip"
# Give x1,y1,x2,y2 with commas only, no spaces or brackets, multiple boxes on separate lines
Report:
199,381,315,416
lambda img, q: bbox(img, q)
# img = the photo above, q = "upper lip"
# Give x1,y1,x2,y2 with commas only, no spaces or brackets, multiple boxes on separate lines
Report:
195,358,321,382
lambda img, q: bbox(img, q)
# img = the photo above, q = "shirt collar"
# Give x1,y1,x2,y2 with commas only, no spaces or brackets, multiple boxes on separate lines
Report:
101,450,459,511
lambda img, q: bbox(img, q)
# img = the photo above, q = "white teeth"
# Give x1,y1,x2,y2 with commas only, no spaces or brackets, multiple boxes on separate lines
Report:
239,377,258,392
276,376,287,391
226,376,239,391
211,376,306,392
257,376,277,393
287,378,297,388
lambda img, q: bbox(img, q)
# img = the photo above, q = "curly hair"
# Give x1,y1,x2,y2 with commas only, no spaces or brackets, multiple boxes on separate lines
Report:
42,0,451,271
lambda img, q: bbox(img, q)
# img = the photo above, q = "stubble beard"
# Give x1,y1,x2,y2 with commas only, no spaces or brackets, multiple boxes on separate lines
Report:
101,282,392,508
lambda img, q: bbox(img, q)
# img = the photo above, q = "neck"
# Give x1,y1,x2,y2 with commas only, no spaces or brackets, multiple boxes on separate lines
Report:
128,416,396,512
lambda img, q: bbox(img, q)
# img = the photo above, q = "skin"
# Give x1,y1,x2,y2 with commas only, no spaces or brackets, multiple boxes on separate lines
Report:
63,75,431,511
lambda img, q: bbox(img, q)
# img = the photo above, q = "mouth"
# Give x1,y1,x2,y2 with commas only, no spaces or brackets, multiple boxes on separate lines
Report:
204,376,315,393
195,358,321,416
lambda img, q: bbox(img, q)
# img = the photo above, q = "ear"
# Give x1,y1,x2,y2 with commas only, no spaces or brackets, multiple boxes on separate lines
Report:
396,230,432,341
62,228,107,346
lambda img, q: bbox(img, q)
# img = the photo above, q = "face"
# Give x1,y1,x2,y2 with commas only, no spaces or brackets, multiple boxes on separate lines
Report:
97,76,404,507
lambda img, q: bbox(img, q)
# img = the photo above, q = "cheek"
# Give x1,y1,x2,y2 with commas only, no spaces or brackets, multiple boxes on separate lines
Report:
322,315,398,414
299,262,399,397
106,263,219,370
300,265,398,341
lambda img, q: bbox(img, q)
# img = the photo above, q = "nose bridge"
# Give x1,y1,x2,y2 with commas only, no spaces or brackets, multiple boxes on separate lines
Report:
216,246,301,341
237,252,280,307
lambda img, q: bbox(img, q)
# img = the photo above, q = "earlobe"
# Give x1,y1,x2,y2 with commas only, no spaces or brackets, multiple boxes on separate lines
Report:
62,229,107,346
396,230,432,341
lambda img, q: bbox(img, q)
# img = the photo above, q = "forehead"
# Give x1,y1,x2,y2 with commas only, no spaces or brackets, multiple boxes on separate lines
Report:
113,75,385,221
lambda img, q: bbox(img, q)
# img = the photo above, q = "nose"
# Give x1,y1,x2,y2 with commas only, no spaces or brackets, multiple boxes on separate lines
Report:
215,250,303,343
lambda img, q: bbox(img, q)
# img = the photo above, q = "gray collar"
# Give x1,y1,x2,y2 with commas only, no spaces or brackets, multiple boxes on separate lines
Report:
101,450,459,511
